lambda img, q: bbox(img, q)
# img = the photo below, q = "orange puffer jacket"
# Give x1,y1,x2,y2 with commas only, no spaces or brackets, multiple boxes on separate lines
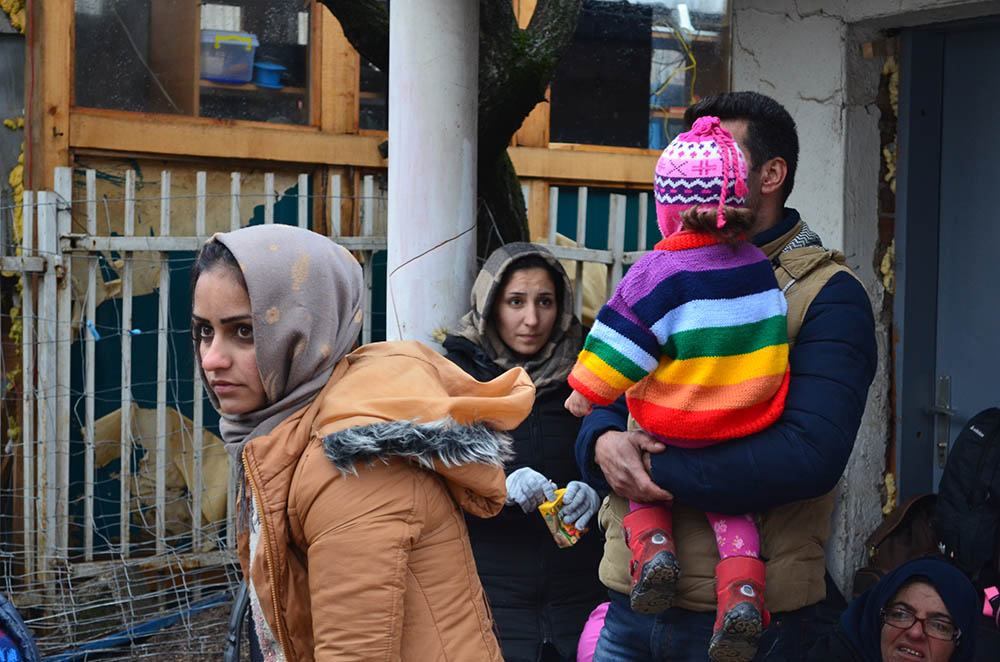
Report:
238,340,535,661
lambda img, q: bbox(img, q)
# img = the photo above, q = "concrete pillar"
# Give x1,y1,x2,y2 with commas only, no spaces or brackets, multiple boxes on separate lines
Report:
386,0,478,345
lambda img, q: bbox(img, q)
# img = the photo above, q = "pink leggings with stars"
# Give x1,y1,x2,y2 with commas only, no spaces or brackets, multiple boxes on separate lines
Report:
629,501,759,559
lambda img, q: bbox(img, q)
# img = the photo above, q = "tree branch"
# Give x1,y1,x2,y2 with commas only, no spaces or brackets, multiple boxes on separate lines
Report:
478,0,583,163
317,0,583,256
316,0,389,71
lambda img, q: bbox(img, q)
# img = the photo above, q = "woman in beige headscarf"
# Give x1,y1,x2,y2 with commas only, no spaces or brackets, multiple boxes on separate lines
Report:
442,242,607,662
190,224,535,662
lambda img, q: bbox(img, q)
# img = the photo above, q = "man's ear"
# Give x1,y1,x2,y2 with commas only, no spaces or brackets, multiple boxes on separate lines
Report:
759,157,788,197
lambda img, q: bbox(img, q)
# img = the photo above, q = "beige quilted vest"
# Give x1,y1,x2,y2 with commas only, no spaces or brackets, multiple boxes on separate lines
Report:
597,221,862,613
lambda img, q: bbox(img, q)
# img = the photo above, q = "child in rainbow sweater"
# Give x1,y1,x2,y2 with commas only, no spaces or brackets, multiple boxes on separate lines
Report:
565,117,789,662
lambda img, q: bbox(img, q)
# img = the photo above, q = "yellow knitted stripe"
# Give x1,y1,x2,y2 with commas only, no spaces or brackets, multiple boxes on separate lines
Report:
576,350,636,392
649,344,788,387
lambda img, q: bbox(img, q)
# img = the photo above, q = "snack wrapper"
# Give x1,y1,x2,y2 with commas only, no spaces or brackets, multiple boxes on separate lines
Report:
538,488,587,548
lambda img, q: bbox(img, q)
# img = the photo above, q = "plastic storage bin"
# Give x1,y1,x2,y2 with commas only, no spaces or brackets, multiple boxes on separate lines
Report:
200,30,259,83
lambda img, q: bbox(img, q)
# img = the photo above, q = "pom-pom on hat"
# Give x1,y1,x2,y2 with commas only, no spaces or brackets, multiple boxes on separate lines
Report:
654,116,749,238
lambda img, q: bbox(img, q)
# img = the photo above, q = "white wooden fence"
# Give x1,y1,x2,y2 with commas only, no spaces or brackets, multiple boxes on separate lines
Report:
539,185,652,320
4,167,651,658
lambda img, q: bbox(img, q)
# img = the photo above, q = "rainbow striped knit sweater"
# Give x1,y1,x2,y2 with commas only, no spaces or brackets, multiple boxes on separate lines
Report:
568,231,790,447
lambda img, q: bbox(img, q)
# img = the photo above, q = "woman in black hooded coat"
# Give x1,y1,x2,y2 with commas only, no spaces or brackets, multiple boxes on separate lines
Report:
444,242,607,662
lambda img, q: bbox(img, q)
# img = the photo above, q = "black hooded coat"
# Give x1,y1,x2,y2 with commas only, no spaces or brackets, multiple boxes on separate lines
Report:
444,243,607,662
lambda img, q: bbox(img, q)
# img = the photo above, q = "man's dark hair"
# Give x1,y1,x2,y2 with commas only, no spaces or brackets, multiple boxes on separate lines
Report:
684,92,799,203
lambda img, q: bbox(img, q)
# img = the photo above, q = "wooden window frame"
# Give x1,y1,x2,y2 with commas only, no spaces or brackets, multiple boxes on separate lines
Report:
28,1,660,201
29,3,384,181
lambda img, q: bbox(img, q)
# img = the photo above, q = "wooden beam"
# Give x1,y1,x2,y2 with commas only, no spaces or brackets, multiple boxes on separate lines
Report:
25,0,72,190
525,179,549,241
69,110,387,167
70,550,237,581
514,88,550,148
512,0,549,148
549,142,660,156
509,145,658,187
320,7,360,133
70,114,653,187
316,3,361,133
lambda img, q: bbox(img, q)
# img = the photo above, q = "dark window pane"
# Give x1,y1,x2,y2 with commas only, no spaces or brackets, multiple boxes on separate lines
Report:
359,58,388,131
74,0,311,125
358,0,388,131
550,0,730,150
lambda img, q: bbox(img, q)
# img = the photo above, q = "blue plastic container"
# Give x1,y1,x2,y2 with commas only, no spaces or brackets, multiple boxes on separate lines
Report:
253,62,286,89
200,30,259,83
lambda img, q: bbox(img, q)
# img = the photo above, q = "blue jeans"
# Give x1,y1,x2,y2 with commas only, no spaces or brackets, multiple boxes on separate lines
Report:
592,590,829,662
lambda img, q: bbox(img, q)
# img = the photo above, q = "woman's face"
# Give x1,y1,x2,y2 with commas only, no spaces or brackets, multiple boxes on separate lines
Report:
493,267,558,357
192,267,267,415
880,582,958,662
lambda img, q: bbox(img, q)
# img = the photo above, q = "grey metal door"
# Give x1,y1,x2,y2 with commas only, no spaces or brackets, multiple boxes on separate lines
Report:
930,26,1000,487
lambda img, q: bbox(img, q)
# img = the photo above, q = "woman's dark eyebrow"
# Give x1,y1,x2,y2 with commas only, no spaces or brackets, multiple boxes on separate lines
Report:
191,314,252,324
926,611,954,621
890,601,954,621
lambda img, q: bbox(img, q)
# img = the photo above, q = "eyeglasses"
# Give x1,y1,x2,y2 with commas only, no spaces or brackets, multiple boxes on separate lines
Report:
880,606,961,642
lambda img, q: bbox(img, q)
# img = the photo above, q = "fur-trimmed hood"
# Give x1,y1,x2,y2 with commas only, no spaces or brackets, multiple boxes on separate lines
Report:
312,340,534,516
323,419,513,474
322,418,514,518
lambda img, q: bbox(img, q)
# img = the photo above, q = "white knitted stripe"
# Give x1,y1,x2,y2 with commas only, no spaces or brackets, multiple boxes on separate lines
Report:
650,290,788,339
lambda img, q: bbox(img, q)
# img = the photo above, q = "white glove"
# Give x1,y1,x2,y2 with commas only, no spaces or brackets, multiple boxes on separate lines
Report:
559,480,601,529
505,467,557,513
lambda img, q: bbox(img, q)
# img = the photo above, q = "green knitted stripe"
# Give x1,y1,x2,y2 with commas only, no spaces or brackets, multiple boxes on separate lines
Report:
584,336,649,383
663,315,787,360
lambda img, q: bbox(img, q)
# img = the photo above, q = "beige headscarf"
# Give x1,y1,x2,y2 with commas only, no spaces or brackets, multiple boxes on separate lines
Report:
195,224,364,459
450,242,582,394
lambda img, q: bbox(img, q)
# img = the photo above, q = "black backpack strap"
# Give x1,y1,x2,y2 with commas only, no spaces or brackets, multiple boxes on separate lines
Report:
223,580,251,662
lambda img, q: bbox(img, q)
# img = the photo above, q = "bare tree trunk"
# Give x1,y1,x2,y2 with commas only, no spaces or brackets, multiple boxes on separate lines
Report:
477,151,525,259
316,0,583,258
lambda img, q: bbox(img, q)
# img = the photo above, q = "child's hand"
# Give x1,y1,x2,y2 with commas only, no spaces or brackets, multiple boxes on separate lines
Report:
564,390,594,417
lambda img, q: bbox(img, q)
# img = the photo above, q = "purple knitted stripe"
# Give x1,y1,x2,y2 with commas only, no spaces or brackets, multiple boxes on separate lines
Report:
620,243,767,302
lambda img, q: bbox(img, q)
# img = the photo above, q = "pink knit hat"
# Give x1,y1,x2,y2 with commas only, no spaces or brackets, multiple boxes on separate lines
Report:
653,116,749,238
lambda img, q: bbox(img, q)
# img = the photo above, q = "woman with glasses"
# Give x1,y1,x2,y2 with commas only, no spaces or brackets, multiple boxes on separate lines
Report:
807,557,979,662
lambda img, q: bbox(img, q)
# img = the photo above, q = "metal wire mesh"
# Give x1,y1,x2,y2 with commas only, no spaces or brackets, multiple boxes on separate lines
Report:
0,166,644,659
0,167,386,659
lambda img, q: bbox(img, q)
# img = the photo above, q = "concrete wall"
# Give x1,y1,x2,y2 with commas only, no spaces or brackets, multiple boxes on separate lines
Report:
730,0,1000,596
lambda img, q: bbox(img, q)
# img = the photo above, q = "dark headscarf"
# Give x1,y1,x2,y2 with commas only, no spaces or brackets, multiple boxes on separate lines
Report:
450,242,582,395
839,557,979,662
